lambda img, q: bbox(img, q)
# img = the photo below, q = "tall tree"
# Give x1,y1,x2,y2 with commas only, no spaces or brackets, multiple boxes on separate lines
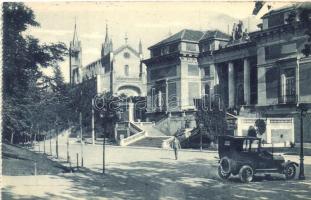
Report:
3,3,67,143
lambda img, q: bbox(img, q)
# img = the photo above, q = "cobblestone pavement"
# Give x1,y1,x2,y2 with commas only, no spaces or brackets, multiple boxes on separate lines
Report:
3,137,311,200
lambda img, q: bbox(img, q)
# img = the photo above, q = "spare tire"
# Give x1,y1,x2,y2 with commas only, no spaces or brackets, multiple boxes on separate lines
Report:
220,156,231,174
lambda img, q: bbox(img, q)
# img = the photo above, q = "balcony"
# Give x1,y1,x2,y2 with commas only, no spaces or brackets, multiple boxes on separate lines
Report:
278,94,297,104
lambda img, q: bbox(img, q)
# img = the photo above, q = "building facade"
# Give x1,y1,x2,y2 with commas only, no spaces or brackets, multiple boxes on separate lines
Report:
143,3,311,142
69,25,146,97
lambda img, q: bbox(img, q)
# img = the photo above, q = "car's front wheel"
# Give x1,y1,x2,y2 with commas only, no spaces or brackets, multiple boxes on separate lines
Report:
239,165,254,183
218,165,230,180
284,163,296,180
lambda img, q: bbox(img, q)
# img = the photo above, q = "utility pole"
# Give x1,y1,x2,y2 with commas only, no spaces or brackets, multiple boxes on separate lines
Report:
43,134,46,154
67,129,70,162
49,130,52,155
56,124,59,158
92,98,95,145
103,132,105,174
80,112,84,167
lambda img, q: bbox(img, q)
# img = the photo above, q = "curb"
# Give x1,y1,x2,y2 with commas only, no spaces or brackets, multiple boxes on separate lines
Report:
83,142,217,153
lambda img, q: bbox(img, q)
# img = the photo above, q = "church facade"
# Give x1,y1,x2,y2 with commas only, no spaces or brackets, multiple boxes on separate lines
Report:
69,25,146,97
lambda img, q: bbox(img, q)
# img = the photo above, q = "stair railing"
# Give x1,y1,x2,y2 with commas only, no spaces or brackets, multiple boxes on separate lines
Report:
162,137,174,149
119,122,146,146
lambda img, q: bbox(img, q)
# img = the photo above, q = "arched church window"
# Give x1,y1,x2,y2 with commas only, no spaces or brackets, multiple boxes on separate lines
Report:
125,65,129,76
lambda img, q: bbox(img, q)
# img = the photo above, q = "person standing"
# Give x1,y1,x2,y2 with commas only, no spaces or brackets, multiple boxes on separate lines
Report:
172,136,181,160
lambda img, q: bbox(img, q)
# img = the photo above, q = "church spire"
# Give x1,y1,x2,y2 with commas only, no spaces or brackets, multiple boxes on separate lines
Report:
72,17,79,45
139,39,143,54
102,22,113,57
105,23,109,43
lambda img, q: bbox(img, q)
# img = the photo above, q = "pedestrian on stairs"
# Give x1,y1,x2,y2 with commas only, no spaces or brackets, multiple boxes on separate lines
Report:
172,136,181,160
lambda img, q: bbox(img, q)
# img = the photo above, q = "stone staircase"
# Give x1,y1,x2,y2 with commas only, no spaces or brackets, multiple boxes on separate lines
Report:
135,122,168,136
128,136,170,148
125,122,172,148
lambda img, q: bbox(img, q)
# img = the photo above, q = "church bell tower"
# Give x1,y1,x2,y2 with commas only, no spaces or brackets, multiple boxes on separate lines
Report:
101,24,113,58
69,20,82,85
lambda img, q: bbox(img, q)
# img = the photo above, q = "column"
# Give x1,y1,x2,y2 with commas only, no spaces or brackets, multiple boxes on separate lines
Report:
211,63,219,85
211,63,218,102
228,62,235,108
158,90,162,109
243,58,251,105
128,102,134,122
165,79,169,112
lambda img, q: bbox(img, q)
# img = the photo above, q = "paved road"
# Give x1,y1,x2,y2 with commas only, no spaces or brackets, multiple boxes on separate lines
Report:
3,136,311,200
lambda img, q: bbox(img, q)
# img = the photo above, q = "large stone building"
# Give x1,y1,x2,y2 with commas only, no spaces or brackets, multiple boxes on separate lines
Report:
143,3,311,142
69,24,146,97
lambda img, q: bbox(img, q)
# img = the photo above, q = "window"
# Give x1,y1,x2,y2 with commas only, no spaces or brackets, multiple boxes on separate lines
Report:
268,13,284,28
168,82,177,108
188,82,200,106
242,140,259,152
186,43,197,51
150,65,177,80
265,44,281,60
204,66,210,76
280,68,296,104
124,65,129,76
124,52,130,58
169,44,179,53
161,46,169,55
151,48,161,57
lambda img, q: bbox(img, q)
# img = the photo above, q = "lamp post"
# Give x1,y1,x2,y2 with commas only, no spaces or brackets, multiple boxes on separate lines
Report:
297,103,307,180
80,112,84,167
92,98,95,145
296,53,306,180
100,113,105,174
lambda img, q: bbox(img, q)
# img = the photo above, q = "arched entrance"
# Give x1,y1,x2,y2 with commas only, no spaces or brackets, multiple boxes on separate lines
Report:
117,85,141,97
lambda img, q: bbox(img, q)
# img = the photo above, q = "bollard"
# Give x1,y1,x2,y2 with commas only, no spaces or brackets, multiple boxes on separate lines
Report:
34,161,37,176
49,136,52,156
68,156,72,173
67,138,69,163
76,153,79,170
43,136,46,154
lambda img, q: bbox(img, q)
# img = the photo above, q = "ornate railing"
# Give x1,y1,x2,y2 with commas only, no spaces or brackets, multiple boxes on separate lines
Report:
278,94,297,104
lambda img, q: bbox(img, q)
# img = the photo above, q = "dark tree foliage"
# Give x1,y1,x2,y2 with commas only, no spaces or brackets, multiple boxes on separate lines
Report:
3,3,68,143
255,119,266,135
195,97,227,143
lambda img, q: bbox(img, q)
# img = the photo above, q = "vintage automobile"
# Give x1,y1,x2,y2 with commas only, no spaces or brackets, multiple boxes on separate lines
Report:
217,135,298,183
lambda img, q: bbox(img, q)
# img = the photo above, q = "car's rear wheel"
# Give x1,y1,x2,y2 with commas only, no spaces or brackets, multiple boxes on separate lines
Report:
219,156,231,174
284,163,296,180
218,165,230,180
239,165,254,183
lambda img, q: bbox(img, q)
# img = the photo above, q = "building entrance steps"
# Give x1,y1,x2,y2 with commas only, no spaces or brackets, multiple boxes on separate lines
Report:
134,122,168,136
128,136,171,148
123,122,172,148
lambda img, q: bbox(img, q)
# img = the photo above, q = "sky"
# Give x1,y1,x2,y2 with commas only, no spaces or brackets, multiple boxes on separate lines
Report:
25,1,290,82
